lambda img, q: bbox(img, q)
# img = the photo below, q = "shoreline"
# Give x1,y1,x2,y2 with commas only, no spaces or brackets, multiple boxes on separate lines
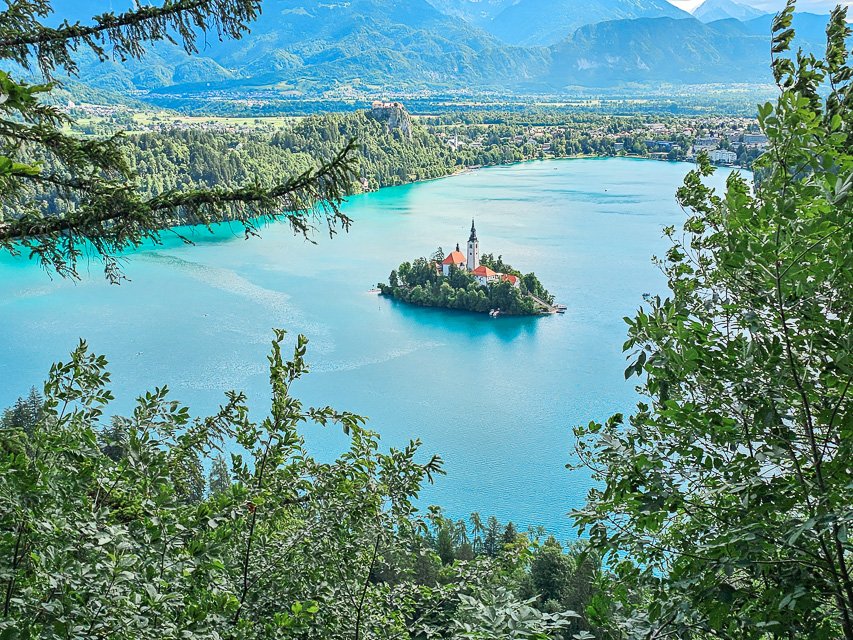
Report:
358,152,748,197
0,155,747,268
378,292,547,319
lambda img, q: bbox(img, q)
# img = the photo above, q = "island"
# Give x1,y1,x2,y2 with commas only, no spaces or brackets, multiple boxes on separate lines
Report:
378,220,558,316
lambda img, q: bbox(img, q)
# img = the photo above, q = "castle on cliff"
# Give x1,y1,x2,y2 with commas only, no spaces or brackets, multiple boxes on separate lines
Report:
440,220,520,288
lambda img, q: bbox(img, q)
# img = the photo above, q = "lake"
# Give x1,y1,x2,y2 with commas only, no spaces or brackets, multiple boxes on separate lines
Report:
0,157,736,540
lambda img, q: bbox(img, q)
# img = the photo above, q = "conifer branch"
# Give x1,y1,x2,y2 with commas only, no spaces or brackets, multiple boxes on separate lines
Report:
0,140,359,283
0,0,263,78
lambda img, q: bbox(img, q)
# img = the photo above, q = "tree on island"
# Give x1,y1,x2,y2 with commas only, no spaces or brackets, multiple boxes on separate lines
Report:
0,0,356,282
574,3,853,638
381,249,554,315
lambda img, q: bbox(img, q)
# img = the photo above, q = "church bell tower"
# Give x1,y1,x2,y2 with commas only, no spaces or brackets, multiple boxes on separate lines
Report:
467,219,479,271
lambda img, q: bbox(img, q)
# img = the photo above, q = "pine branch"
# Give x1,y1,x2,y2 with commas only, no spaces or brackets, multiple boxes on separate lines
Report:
0,0,262,78
0,140,359,283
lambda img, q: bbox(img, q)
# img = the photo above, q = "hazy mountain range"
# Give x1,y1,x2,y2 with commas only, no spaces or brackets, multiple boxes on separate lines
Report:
43,0,838,94
693,0,767,22
478,0,693,46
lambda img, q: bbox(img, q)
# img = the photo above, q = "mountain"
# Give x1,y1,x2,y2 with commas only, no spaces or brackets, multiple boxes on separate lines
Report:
37,1,841,95
425,0,516,27
546,17,767,86
205,0,548,88
486,0,692,46
544,10,833,88
723,11,832,41
64,0,548,93
693,0,766,23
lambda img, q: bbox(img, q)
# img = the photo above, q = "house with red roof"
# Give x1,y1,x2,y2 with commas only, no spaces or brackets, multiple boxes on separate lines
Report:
470,264,499,285
441,244,467,276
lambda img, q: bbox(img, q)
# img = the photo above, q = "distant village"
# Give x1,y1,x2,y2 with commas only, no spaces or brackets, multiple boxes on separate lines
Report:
63,99,766,168
434,116,767,167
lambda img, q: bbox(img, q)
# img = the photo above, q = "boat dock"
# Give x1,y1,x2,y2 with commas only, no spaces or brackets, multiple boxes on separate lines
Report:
528,294,565,314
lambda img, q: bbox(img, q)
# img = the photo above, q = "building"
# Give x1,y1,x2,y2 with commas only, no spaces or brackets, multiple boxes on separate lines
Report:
466,219,479,271
439,220,520,288
695,137,720,151
470,265,500,285
441,244,466,276
709,149,738,165
743,133,768,145
371,100,404,109
646,140,676,152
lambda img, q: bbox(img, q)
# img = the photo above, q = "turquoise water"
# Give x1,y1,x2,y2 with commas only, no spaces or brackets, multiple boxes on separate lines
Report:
0,157,736,539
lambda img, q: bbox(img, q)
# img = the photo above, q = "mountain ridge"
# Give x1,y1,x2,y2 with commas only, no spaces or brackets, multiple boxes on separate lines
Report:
486,0,693,46
31,1,841,96
693,0,766,23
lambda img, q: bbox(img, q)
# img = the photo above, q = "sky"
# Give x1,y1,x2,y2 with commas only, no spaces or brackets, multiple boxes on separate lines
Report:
668,0,852,11
50,0,853,19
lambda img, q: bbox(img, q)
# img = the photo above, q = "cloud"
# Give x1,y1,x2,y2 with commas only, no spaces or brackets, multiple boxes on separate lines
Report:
667,0,852,12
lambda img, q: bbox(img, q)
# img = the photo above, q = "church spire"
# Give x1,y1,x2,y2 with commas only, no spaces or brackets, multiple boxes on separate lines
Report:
466,218,479,271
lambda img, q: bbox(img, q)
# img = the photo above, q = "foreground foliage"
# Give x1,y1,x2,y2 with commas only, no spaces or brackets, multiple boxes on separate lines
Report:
0,332,589,640
574,2,853,638
0,0,356,282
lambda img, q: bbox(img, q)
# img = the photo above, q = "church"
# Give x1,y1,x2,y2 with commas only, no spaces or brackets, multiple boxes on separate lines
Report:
441,220,520,288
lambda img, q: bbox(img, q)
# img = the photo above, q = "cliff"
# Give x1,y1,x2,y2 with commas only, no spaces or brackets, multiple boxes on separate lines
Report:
368,102,413,138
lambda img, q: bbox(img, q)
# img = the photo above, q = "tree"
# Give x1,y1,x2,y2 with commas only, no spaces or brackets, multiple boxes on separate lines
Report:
502,522,518,546
529,539,572,606
0,387,42,438
0,332,451,639
98,415,130,461
573,4,853,638
0,0,356,282
0,332,586,640
483,516,501,557
470,512,485,554
453,588,578,640
172,450,205,505
454,518,469,546
208,453,231,497
436,522,456,566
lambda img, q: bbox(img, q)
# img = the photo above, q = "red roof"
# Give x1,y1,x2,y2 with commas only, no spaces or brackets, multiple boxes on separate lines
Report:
470,265,497,277
442,251,466,265
501,274,519,284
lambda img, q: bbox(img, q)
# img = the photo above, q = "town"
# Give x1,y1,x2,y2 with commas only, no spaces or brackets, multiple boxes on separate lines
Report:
62,100,767,169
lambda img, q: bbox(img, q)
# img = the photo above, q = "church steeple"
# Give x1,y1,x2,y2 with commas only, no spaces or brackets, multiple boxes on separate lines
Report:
467,218,479,271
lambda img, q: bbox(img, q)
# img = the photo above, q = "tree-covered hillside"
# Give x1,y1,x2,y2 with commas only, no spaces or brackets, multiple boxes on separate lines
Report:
128,111,462,195
30,107,765,222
